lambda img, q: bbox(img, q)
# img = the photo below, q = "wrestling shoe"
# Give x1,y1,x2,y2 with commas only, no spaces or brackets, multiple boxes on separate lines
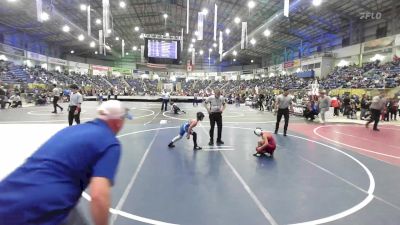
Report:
168,142,175,148
193,146,202,150
216,140,224,145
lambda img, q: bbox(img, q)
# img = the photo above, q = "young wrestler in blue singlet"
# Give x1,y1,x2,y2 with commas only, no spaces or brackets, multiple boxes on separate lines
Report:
168,112,205,150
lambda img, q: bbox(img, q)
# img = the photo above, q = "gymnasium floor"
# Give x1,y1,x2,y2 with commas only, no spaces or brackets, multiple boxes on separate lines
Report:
0,101,399,225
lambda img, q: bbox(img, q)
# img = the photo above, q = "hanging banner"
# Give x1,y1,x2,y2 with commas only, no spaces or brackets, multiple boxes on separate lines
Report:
48,57,67,66
102,0,110,38
36,0,43,23
284,0,289,17
186,0,190,34
26,51,47,62
0,43,25,57
87,5,91,36
241,22,248,49
181,28,184,52
219,31,223,61
140,45,145,63
99,30,103,54
122,39,125,57
197,12,204,41
191,48,196,65
214,4,217,41
112,67,132,75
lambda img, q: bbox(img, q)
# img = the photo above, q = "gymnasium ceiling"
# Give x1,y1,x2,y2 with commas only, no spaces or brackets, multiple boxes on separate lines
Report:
0,0,399,64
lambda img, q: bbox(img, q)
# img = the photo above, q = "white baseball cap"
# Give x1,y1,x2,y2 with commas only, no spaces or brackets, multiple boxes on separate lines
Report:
97,100,132,120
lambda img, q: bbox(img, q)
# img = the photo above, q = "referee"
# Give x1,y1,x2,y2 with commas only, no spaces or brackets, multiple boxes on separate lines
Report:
274,88,294,136
204,89,226,145
51,84,63,114
68,84,83,126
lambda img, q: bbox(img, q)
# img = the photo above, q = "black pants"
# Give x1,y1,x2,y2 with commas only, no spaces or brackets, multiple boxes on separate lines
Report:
367,109,381,130
259,101,264,111
209,112,222,142
192,131,198,147
390,110,397,120
161,99,168,111
334,107,340,116
53,96,63,112
68,106,81,126
275,108,289,134
193,98,198,106
11,101,22,108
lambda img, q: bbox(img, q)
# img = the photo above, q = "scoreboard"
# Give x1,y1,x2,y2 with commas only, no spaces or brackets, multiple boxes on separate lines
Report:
147,39,178,59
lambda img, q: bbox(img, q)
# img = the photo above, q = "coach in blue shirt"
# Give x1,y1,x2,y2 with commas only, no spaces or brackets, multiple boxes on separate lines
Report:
0,100,132,225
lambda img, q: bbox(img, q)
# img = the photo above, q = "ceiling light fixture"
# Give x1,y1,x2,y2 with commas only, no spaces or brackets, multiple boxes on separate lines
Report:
78,34,85,41
202,8,208,15
119,1,126,8
225,28,231,35
62,25,70,32
250,38,256,45
248,1,256,9
134,26,139,32
263,29,271,37
232,50,237,56
41,12,49,21
163,13,168,19
234,17,241,24
133,46,138,51
80,4,87,11
70,50,74,54
90,41,95,48
95,19,101,25
312,0,322,6
115,37,120,41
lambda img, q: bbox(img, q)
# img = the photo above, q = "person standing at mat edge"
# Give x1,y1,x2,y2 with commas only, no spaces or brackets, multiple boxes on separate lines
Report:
204,89,226,145
161,89,170,111
274,88,293,136
0,100,132,225
51,84,63,114
317,90,331,124
366,92,386,131
68,84,83,126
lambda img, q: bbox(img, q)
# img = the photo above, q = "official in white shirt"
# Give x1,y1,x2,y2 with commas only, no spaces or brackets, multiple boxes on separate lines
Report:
204,89,226,145
68,84,83,126
161,89,170,111
51,84,63,114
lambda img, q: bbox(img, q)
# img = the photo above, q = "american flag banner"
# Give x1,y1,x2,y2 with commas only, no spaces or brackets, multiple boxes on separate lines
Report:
146,63,167,69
